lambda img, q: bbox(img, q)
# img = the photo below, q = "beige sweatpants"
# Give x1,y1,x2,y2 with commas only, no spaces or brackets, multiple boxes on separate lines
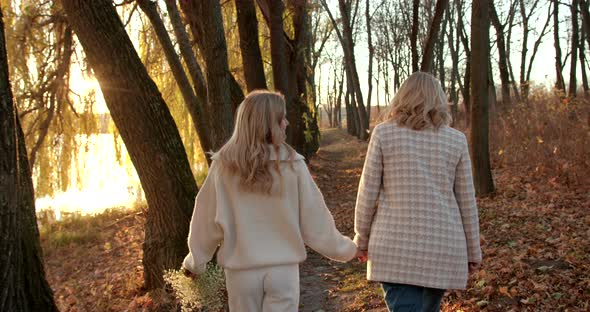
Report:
224,264,299,312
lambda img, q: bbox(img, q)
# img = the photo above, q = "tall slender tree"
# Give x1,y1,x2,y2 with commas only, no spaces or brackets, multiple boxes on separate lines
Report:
553,0,566,93
60,0,198,289
490,0,512,104
470,0,495,195
569,0,580,98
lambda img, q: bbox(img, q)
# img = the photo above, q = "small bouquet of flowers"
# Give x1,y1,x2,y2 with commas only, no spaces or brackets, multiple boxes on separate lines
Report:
164,263,227,312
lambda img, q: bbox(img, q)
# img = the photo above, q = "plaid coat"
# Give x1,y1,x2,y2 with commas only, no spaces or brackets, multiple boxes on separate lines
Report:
354,122,482,290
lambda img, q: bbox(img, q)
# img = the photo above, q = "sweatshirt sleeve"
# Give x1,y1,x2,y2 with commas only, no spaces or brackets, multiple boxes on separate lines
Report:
296,160,357,262
182,162,224,274
353,128,383,250
454,136,483,263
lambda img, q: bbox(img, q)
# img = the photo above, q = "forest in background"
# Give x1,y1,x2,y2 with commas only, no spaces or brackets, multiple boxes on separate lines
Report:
1,0,589,310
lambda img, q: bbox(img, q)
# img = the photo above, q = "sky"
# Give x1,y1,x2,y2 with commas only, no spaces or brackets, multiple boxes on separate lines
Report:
317,0,586,108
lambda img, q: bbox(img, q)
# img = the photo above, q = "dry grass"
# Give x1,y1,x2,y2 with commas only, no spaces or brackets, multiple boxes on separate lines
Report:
490,92,590,188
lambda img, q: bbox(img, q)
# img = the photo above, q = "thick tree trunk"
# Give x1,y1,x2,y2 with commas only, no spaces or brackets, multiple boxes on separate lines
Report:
470,0,495,195
179,1,236,149
553,0,566,93
411,0,420,72
0,10,58,310
569,0,580,98
61,0,197,289
235,0,267,91
420,0,449,72
137,0,212,155
490,1,512,104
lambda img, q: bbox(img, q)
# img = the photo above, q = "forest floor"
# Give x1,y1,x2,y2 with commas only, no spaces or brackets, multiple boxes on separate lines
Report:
41,128,590,312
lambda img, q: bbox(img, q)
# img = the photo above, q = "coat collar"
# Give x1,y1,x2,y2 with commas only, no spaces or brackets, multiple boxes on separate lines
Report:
210,144,304,161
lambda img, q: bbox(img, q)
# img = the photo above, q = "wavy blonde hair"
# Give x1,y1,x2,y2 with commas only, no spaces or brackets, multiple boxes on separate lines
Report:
214,90,296,194
384,71,451,130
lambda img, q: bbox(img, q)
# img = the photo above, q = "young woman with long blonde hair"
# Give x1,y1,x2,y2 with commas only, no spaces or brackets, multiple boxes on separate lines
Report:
183,90,359,311
354,72,482,311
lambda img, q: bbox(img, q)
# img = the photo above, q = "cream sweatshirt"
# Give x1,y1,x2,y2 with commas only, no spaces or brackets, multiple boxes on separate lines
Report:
183,146,357,274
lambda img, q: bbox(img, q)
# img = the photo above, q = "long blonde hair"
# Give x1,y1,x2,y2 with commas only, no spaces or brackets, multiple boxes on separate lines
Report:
214,90,296,194
384,71,451,130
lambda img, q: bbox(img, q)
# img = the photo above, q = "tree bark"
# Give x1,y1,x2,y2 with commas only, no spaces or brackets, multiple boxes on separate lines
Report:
61,0,197,289
235,0,267,91
580,0,590,48
411,0,420,72
580,27,589,93
0,9,58,310
470,0,495,195
490,1,512,104
366,0,374,121
164,0,208,109
420,0,449,72
569,0,580,98
137,0,212,155
553,0,566,93
337,0,368,139
456,0,471,124
178,0,236,149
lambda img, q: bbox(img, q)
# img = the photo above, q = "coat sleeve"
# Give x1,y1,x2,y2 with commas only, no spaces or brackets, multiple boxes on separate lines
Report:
182,162,224,274
296,160,357,262
454,136,483,263
353,128,383,250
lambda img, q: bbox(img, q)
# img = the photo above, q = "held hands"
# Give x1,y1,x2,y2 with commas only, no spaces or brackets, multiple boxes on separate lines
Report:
355,249,368,263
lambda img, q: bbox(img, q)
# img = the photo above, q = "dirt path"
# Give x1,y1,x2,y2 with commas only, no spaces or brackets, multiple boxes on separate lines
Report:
299,128,385,312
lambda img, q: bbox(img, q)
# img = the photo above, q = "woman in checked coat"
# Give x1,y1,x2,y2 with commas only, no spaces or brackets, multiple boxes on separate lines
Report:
354,71,482,312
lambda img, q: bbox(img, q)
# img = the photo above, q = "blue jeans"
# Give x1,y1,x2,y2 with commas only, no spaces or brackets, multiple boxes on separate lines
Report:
381,283,445,312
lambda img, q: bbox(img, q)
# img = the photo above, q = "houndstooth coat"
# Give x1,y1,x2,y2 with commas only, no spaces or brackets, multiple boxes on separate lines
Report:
354,122,482,290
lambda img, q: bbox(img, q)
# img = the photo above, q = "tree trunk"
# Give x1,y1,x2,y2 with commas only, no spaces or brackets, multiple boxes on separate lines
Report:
456,0,471,124
335,68,344,128
569,0,580,98
61,0,197,289
420,0,449,72
580,27,589,93
580,0,590,48
446,8,459,122
164,0,208,109
506,0,521,102
137,0,212,156
338,0,369,139
178,1,236,149
411,0,420,72
553,0,566,93
470,0,495,195
235,0,267,91
518,0,530,99
366,0,374,122
490,1,512,104
0,9,58,310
